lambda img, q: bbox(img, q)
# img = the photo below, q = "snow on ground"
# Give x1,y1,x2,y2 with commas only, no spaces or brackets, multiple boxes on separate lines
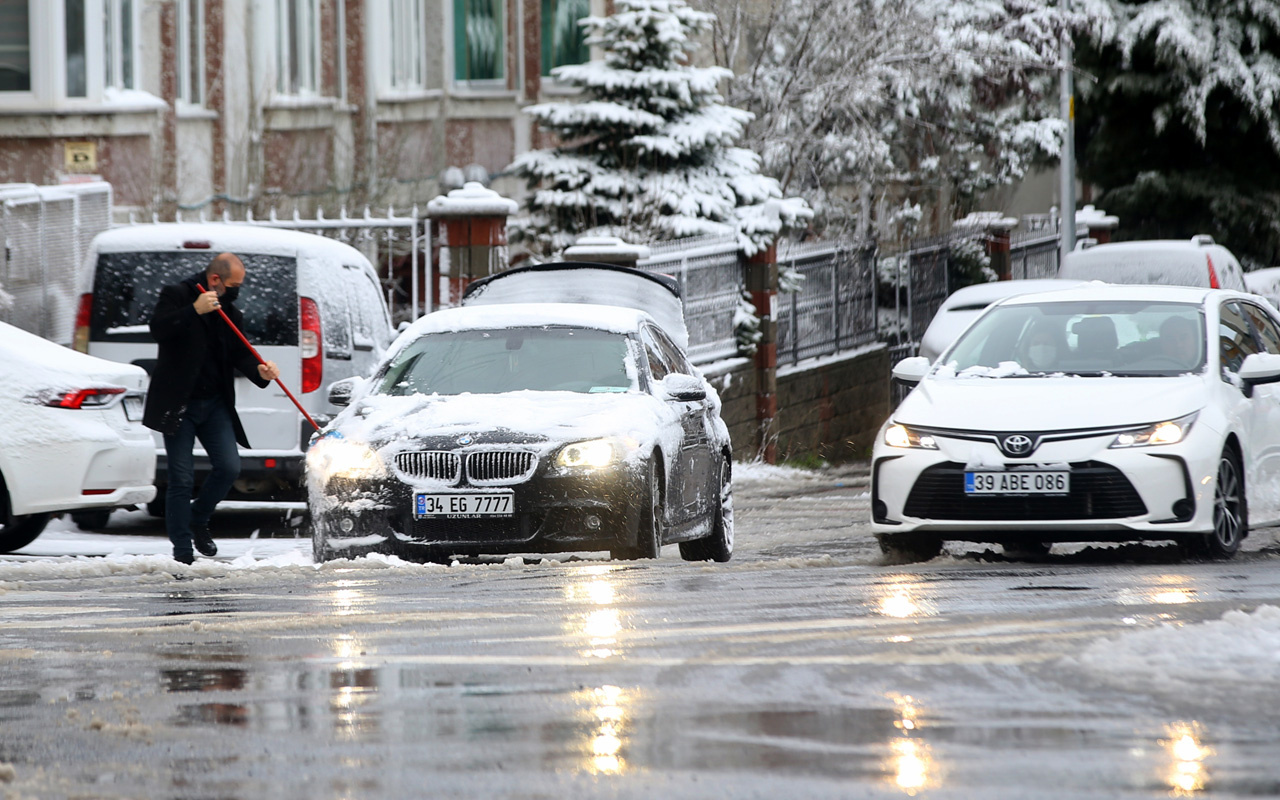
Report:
1067,605,1280,698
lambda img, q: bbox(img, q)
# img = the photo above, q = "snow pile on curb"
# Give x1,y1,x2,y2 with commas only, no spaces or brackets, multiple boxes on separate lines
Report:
734,461,835,487
1071,605,1280,691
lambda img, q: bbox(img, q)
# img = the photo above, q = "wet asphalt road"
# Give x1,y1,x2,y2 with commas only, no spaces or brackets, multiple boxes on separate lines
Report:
2,465,1280,799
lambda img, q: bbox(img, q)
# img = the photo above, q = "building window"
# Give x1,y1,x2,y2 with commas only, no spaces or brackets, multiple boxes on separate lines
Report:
275,0,319,95
66,0,87,96
453,0,504,84
103,0,134,91
177,0,202,104
541,0,588,77
389,0,426,90
0,0,31,92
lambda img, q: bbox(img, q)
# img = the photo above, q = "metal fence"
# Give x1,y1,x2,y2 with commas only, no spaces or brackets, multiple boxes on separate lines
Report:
775,240,879,367
1010,229,1062,279
636,233,743,365
151,206,431,324
0,182,112,344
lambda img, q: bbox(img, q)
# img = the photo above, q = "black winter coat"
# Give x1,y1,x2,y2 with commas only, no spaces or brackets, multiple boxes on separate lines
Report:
142,273,271,447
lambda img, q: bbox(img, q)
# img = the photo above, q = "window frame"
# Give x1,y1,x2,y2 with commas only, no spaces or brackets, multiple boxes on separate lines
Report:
540,0,590,78
101,0,135,93
451,0,506,89
0,0,34,95
374,0,429,96
176,0,203,107
274,0,321,97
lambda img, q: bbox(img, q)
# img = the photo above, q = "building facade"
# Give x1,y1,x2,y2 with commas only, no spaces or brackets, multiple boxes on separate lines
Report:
0,0,600,218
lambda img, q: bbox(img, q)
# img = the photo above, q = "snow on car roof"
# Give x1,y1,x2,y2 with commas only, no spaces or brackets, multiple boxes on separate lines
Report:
0,320,146,392
996,283,1217,306
89,223,370,262
937,278,1090,311
405,302,654,338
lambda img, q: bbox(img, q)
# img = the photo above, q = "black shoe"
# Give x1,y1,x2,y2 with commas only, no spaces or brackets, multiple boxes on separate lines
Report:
193,526,218,557
174,551,195,565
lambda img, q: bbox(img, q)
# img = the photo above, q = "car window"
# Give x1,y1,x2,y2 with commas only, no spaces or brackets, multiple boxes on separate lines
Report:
640,328,677,381
349,268,390,350
91,252,299,346
1242,303,1280,356
648,325,692,375
374,327,635,395
1219,302,1261,376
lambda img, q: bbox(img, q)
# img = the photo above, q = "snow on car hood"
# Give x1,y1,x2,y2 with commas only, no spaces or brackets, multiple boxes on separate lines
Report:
328,390,680,460
0,320,147,399
896,372,1207,431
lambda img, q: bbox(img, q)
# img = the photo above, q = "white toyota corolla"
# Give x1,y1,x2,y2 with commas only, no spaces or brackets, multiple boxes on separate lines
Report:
0,320,156,553
873,285,1280,562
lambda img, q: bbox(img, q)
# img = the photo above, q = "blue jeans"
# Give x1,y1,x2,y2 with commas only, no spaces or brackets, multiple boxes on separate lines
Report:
163,394,240,558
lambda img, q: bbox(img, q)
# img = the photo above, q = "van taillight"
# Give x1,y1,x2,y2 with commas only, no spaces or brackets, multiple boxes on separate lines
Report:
73,293,92,353
301,297,322,393
1206,254,1220,289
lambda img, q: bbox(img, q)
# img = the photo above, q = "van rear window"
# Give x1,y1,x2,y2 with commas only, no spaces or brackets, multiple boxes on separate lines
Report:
91,252,299,346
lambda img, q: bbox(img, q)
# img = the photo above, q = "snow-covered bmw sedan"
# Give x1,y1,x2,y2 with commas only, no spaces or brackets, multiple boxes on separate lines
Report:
0,320,156,553
306,300,733,563
873,284,1280,562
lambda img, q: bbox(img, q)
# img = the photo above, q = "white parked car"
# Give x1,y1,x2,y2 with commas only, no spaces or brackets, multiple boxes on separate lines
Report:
1059,236,1247,291
1244,266,1280,310
0,321,156,552
873,284,1280,562
918,279,1088,362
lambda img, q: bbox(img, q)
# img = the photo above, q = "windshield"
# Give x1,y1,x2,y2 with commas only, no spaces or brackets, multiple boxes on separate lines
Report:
375,327,636,396
91,252,298,346
941,300,1205,377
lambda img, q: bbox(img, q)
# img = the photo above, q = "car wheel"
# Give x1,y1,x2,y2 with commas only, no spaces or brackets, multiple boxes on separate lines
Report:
612,462,664,561
71,510,112,531
679,457,733,563
311,520,334,564
0,476,50,554
1197,449,1245,560
876,532,943,564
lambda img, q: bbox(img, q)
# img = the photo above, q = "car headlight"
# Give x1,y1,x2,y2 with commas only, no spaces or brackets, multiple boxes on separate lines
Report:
1109,412,1198,449
883,424,939,450
308,438,388,480
556,438,621,469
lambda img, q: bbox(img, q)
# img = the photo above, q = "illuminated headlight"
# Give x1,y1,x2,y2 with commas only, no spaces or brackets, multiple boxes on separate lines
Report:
308,438,387,480
883,424,939,450
556,438,621,469
1109,412,1198,449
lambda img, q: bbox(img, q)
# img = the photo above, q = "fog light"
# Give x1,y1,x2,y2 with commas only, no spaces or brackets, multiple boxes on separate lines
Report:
585,515,601,530
339,517,355,533
873,500,889,522
1172,499,1193,520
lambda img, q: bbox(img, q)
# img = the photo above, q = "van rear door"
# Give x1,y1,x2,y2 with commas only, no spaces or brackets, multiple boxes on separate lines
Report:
87,250,301,451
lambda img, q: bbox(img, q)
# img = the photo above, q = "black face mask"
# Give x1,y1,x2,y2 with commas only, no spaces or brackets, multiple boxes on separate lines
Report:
220,285,240,304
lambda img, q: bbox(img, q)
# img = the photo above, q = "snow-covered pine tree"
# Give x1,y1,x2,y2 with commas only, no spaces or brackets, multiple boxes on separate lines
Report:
509,0,811,258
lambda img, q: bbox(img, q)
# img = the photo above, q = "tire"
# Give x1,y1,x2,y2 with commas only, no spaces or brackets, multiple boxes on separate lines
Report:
71,510,112,531
680,457,733,563
1194,449,1245,560
0,476,49,554
612,462,664,561
312,523,334,563
1003,541,1051,558
876,532,943,564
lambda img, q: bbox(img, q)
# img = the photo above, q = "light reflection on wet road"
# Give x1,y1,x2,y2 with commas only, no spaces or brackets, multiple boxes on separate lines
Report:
1,466,1280,798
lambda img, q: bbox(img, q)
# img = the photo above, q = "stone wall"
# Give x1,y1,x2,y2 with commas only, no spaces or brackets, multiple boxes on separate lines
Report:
702,345,890,464
776,344,891,463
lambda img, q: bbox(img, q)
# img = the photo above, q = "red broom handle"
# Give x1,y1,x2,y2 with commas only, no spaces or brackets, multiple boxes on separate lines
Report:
198,283,322,433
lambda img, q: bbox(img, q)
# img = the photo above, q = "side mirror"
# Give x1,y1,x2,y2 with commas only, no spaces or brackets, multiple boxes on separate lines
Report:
1238,352,1280,397
327,376,364,407
892,356,931,385
660,373,707,402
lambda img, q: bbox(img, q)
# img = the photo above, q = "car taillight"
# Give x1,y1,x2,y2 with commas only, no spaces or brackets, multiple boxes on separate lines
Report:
301,297,322,393
42,387,126,409
1206,254,1220,289
73,293,92,353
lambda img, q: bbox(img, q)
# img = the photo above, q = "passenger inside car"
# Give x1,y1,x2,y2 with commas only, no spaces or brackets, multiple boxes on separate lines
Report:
1019,323,1064,372
1070,316,1119,368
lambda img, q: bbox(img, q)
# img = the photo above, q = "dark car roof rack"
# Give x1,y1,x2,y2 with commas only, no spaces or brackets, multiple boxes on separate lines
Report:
462,261,681,300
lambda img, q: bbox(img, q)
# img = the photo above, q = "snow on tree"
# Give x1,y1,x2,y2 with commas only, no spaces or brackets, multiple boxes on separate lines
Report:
509,0,812,257
697,0,1114,237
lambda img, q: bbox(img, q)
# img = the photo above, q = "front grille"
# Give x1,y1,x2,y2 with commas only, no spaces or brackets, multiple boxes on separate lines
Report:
466,451,537,484
903,461,1147,521
395,451,462,483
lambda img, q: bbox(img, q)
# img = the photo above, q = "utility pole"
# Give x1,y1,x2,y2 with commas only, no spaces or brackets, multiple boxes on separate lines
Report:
1059,31,1076,263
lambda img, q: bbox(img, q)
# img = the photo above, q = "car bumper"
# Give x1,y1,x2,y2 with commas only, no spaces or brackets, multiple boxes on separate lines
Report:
157,451,306,501
15,434,156,515
871,427,1219,541
312,463,649,557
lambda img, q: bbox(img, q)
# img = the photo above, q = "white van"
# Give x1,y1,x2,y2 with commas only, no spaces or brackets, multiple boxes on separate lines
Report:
1059,236,1247,290
75,224,395,512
